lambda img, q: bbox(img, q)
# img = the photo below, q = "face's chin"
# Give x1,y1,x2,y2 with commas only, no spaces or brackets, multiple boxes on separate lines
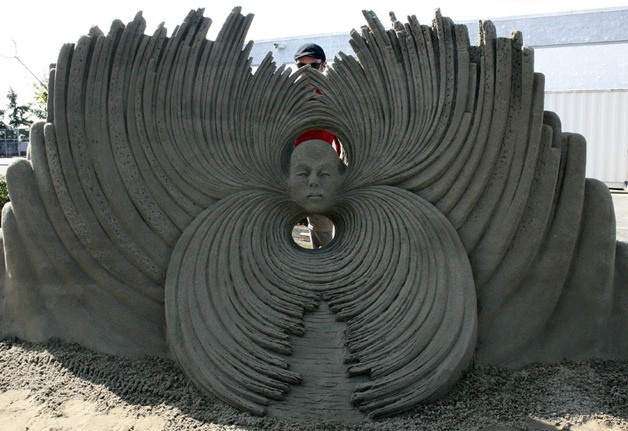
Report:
295,192,332,214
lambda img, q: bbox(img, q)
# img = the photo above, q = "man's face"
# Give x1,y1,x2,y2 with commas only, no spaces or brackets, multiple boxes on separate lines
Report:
288,140,343,214
295,55,326,72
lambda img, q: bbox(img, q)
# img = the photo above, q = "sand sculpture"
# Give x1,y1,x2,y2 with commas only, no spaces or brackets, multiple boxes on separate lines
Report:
0,6,626,422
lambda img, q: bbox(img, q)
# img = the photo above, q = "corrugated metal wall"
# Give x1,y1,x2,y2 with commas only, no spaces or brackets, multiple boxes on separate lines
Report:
544,90,628,188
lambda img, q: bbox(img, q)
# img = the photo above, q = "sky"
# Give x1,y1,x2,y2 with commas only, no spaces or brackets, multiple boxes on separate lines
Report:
1,0,626,106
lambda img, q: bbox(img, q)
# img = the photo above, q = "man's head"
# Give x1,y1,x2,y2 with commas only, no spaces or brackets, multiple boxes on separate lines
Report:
288,140,344,214
294,43,327,72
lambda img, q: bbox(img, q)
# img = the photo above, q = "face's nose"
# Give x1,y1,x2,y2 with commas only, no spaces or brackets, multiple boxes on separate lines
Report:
308,172,319,187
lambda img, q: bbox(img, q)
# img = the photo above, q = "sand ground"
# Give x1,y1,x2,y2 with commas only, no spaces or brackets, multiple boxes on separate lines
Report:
0,157,626,430
0,339,626,431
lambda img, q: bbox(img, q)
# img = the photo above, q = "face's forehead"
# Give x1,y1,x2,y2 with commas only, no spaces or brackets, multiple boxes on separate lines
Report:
290,140,338,170
296,55,323,63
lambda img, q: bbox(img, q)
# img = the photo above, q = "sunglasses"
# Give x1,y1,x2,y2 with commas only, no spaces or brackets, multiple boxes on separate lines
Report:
297,61,323,69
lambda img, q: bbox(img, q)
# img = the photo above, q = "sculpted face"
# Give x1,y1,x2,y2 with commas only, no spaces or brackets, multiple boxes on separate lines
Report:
288,140,344,214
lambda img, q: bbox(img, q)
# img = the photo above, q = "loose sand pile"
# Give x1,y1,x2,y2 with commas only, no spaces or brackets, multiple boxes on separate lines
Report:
0,338,626,431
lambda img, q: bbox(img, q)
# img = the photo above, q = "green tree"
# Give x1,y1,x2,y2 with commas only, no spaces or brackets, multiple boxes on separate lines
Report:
0,108,6,129
0,174,9,212
6,88,33,128
31,77,48,120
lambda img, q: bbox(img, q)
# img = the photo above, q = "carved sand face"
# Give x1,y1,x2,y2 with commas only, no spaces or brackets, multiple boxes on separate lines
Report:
288,140,343,214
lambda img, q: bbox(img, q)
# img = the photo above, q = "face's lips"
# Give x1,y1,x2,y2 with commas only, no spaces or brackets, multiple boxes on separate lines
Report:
307,193,323,200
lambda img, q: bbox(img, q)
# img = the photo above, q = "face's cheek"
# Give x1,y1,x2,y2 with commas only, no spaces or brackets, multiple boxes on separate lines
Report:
317,171,340,197
288,175,308,206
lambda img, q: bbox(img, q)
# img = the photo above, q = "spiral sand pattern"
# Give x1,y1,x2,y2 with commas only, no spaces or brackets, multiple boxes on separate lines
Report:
166,187,476,419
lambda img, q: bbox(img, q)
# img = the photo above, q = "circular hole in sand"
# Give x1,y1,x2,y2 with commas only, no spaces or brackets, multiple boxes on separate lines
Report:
291,216,336,250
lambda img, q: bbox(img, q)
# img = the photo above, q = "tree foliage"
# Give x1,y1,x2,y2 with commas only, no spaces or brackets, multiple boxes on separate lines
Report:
0,174,9,211
5,88,33,128
31,76,48,120
1,40,48,125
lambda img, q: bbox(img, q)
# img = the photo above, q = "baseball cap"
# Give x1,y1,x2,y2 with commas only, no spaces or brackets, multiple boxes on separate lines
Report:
294,43,326,62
